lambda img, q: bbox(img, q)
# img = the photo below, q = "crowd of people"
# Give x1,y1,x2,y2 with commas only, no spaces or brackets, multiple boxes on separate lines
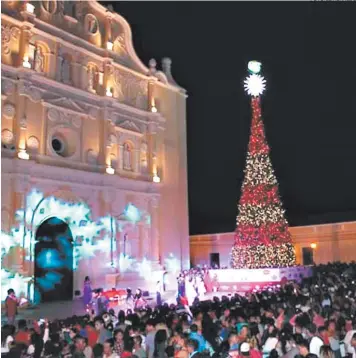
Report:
2,262,356,358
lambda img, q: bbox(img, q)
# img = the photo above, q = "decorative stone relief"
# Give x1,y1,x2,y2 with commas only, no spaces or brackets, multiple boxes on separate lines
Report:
1,24,20,55
116,119,142,134
48,108,60,122
108,133,117,146
18,82,42,103
47,108,82,128
27,136,40,151
86,149,98,165
20,116,27,130
84,14,99,35
3,103,15,120
1,129,14,145
88,107,98,120
41,0,57,14
113,70,148,109
1,79,15,96
113,35,126,55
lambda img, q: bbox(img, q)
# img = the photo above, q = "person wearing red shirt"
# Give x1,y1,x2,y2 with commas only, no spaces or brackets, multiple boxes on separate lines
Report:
14,319,31,346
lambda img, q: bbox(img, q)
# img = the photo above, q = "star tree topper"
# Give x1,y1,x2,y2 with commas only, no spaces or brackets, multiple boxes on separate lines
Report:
244,61,266,97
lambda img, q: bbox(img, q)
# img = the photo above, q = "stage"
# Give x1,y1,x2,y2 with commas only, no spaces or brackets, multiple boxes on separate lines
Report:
208,266,312,292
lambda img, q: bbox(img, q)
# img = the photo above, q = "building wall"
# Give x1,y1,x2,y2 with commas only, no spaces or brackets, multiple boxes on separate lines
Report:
1,1,189,300
190,221,356,267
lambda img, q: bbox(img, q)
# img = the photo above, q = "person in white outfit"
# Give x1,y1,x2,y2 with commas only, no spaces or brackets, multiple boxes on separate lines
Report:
185,277,197,306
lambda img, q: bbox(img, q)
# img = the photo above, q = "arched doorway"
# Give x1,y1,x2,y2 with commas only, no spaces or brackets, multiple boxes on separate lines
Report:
34,217,73,302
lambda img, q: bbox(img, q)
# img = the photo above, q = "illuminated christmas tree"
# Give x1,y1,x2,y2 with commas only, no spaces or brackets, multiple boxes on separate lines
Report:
231,61,296,269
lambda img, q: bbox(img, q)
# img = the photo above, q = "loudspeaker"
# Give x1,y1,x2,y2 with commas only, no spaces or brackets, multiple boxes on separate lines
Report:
302,247,314,266
210,253,220,268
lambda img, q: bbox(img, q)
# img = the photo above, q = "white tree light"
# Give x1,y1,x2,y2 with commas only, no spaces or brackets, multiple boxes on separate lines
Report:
244,74,266,97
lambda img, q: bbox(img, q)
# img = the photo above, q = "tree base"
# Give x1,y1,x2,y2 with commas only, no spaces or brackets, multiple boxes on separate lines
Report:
230,243,296,269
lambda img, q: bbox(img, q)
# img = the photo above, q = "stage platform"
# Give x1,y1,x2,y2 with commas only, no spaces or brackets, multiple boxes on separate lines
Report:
208,266,312,292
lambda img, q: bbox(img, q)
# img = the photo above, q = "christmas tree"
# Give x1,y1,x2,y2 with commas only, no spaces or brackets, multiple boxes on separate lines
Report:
231,61,296,269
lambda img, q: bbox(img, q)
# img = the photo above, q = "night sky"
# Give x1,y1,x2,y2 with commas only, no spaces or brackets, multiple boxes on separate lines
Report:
108,2,356,235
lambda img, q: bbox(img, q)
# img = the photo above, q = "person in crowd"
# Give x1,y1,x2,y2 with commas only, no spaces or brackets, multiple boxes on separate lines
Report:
146,318,157,358
1,324,15,354
319,345,335,358
189,324,206,352
308,323,324,357
95,317,112,344
187,339,200,358
113,328,124,356
133,334,146,358
103,338,119,358
1,262,356,358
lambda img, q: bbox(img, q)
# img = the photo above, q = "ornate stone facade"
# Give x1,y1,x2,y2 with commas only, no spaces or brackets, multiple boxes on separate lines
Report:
1,0,189,300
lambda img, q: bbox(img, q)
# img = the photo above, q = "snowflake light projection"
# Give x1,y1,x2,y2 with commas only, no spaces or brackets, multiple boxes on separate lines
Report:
244,74,266,97
1,189,158,302
165,253,181,273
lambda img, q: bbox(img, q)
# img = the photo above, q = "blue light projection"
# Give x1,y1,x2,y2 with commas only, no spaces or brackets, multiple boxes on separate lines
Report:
36,249,63,269
1,189,159,301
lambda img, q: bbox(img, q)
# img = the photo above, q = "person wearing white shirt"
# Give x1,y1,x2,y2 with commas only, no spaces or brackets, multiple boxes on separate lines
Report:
344,324,356,358
345,332,356,358
1,325,15,354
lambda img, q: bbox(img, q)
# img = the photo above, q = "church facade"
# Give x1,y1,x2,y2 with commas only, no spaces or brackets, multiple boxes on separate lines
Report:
1,1,189,301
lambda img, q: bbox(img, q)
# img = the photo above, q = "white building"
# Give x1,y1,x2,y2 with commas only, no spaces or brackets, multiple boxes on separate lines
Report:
1,1,189,302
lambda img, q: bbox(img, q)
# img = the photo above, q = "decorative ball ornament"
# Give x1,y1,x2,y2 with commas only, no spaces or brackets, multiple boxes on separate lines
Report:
244,74,266,97
248,61,262,74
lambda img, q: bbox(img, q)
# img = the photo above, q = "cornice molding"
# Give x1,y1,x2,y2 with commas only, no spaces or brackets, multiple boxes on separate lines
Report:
1,157,160,196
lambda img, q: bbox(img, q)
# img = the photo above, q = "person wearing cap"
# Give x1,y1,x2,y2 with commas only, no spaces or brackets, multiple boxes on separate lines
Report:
239,342,262,358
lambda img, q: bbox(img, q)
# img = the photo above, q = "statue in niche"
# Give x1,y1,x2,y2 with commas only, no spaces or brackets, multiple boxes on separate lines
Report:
85,14,98,34
61,57,71,84
88,67,96,92
34,47,44,73
123,143,132,171
140,143,148,171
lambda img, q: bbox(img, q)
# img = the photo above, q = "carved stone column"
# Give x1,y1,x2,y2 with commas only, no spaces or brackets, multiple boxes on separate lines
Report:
138,223,144,260
148,121,158,177
133,149,140,173
18,98,28,152
118,144,124,170
14,176,29,274
47,52,56,79
81,64,88,91
56,54,63,82
19,26,32,67
71,61,81,88
149,196,160,262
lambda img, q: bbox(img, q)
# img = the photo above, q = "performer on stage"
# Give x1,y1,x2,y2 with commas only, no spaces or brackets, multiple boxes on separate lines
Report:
134,289,147,310
83,276,92,309
5,288,19,324
156,281,163,306
196,275,206,301
126,288,135,311
185,276,197,306
203,268,213,293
